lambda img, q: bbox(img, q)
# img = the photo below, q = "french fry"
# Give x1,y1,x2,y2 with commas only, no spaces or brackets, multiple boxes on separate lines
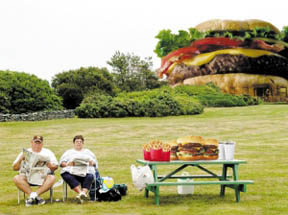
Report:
162,143,171,152
149,140,163,150
143,144,150,152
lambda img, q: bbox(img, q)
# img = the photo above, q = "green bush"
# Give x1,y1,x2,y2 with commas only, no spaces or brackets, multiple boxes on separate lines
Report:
52,67,119,109
75,84,259,118
0,71,63,114
140,92,182,117
174,96,204,115
196,95,244,107
173,84,259,107
241,94,260,105
75,95,113,118
75,89,203,118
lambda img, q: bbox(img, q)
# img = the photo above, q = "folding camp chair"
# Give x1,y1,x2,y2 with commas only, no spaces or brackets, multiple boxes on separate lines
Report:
17,187,53,205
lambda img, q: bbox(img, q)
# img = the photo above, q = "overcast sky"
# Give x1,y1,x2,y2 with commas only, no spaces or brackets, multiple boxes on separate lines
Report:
1,0,287,82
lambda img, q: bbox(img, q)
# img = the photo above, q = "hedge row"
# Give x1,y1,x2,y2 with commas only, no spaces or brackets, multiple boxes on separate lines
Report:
75,84,259,118
172,84,260,107
75,90,204,118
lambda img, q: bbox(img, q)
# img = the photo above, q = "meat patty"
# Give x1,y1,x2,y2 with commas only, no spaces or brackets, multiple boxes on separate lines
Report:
168,54,288,85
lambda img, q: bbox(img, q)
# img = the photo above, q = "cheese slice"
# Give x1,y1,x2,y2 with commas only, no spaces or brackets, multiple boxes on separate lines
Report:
167,48,278,74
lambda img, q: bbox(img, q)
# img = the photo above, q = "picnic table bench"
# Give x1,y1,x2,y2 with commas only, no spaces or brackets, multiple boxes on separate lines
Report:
136,159,254,205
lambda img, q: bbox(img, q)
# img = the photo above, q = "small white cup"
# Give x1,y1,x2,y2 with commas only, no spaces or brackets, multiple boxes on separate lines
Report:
218,142,225,160
224,141,236,160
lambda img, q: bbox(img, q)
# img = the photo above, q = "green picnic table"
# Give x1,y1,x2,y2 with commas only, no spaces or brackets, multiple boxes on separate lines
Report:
136,159,254,205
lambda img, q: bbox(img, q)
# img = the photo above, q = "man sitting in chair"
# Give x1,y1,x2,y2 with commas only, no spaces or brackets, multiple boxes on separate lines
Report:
59,135,98,204
12,135,58,206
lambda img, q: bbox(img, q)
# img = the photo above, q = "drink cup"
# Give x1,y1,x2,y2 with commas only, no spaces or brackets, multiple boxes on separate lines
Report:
224,141,236,160
218,141,225,160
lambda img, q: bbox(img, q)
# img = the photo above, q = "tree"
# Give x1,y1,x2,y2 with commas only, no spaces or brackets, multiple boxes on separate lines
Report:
107,51,165,92
51,67,119,109
0,70,62,114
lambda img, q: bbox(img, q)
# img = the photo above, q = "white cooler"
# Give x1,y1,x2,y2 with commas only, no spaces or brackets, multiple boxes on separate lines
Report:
177,172,194,195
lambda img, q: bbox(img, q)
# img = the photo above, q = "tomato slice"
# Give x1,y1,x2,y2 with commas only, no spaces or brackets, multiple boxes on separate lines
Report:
161,46,199,67
191,37,243,47
159,37,244,77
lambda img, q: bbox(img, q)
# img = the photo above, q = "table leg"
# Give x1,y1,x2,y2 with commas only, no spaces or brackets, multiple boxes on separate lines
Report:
220,164,228,196
155,186,160,206
233,164,240,202
149,164,160,205
235,185,240,202
232,164,239,180
145,188,149,198
151,165,158,181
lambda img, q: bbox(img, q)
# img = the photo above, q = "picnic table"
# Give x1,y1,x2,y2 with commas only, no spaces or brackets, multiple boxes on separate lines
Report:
136,159,253,205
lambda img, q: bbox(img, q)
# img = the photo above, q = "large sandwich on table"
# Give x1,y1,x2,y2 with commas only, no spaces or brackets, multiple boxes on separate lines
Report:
154,19,288,92
176,136,205,160
203,138,219,160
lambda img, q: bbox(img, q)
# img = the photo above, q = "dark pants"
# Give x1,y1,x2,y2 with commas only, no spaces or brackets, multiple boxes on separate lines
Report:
61,172,94,190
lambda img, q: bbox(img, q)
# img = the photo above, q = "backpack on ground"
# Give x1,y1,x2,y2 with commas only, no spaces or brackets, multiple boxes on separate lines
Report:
114,184,128,196
89,172,126,202
97,186,122,202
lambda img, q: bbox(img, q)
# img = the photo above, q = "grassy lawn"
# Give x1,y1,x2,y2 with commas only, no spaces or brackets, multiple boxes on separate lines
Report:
0,104,287,215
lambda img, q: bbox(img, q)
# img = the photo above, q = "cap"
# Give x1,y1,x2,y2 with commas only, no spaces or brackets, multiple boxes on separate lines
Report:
33,135,43,143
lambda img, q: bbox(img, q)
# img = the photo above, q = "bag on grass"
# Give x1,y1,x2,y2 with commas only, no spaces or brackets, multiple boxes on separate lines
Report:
90,175,122,202
101,176,115,191
130,164,154,191
97,187,122,202
114,184,128,196
98,177,121,201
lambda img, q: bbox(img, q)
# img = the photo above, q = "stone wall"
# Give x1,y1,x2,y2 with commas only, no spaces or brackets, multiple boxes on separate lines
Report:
0,110,75,122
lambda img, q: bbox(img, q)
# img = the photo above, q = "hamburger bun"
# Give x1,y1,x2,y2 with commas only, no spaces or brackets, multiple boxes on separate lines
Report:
203,138,219,146
202,154,219,160
177,136,204,144
168,140,178,146
183,73,288,100
195,19,280,34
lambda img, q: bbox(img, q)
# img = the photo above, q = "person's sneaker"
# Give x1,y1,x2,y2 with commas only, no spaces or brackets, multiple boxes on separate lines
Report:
35,197,45,205
25,198,35,207
76,194,83,204
79,192,88,201
29,192,38,199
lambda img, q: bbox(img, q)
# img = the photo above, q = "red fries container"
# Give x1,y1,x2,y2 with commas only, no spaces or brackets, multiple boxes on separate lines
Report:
162,151,171,162
150,148,162,161
144,150,151,161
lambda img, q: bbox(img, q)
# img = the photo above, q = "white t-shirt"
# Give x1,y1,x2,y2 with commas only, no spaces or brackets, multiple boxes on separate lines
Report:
13,148,58,166
59,148,98,174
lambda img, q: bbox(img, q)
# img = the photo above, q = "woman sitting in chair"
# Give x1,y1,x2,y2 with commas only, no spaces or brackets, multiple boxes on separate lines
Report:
60,135,98,203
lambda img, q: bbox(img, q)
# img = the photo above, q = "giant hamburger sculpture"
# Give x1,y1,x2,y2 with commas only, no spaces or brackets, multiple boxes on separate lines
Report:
176,136,219,160
155,19,288,101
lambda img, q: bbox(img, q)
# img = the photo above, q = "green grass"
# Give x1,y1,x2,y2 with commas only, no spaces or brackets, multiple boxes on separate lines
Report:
0,104,288,215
